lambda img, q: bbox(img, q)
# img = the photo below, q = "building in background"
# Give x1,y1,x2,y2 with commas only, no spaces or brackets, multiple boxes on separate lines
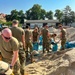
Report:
23,20,59,29
0,13,6,22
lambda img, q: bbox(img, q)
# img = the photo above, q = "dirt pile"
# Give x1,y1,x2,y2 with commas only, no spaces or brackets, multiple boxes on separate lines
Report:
48,27,58,33
66,27,75,41
48,27,75,42
25,48,75,75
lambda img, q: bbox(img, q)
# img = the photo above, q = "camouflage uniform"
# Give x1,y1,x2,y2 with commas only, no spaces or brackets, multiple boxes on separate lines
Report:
0,36,21,75
32,31,39,50
32,31,39,42
60,29,66,50
25,29,33,62
10,27,25,75
42,28,50,53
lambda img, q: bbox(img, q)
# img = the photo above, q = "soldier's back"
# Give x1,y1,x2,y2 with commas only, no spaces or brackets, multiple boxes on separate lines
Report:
10,27,24,42
25,30,31,42
42,28,48,41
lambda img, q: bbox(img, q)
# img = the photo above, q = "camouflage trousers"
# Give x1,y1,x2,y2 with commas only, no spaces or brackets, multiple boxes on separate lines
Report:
26,41,33,52
43,41,50,53
2,58,21,75
19,48,26,75
61,39,66,50
25,41,33,62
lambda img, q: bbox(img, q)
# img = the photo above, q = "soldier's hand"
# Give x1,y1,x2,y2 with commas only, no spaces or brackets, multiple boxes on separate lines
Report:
23,47,26,51
9,65,13,70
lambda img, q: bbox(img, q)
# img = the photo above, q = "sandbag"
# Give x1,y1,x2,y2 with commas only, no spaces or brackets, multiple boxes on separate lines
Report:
33,42,38,51
66,41,75,48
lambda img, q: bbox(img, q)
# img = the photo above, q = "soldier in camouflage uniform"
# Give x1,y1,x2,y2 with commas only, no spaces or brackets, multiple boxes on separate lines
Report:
0,28,21,75
41,23,50,53
32,26,39,50
25,25,33,62
58,24,66,50
10,20,25,75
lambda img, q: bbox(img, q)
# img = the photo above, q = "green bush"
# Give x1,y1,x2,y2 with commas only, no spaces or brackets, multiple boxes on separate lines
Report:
4,21,12,27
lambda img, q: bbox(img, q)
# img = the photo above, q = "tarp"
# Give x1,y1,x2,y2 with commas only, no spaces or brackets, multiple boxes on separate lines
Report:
65,41,75,48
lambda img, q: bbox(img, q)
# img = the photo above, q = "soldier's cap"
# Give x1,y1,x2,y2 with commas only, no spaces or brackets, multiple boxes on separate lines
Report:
0,61,12,75
12,19,19,24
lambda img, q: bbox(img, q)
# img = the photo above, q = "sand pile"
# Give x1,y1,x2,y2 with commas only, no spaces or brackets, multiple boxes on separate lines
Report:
25,48,75,75
48,27,58,33
66,27,75,41
48,27,75,42
48,27,61,39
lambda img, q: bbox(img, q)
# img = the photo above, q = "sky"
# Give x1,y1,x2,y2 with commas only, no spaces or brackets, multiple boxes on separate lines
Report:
0,0,75,14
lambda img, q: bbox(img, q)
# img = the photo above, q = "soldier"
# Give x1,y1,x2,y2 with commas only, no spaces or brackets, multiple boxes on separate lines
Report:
0,28,21,75
10,20,25,75
25,25,33,62
41,23,50,53
58,24,66,50
32,26,39,50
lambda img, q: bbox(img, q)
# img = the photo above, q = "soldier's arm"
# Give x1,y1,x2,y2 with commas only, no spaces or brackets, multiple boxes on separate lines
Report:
22,31,26,50
32,31,33,42
37,32,40,42
10,50,19,67
60,31,62,39
47,30,50,37
30,31,33,41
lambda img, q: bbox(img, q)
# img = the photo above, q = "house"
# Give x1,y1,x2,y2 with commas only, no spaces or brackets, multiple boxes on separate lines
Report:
0,13,6,22
23,20,59,28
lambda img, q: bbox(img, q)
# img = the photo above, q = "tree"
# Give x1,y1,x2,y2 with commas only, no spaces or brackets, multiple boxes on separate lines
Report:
62,6,72,25
40,9,46,20
69,11,75,23
64,5,71,14
25,9,32,20
26,4,46,20
18,10,25,24
46,10,53,19
6,9,25,24
10,9,19,20
31,4,41,20
6,15,11,21
54,9,63,22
